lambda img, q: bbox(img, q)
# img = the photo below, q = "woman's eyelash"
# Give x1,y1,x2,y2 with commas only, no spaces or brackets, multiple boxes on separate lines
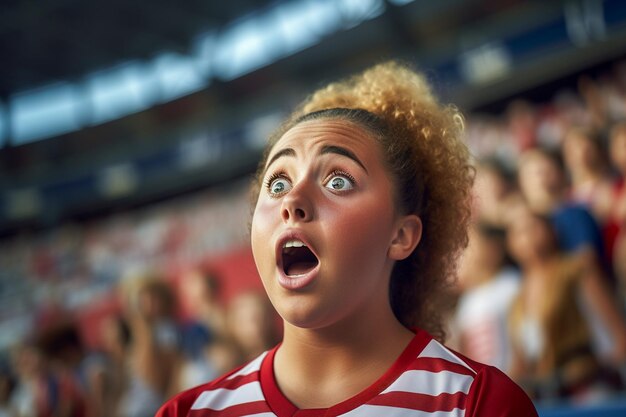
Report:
328,170,356,184
264,171,288,189
264,169,355,190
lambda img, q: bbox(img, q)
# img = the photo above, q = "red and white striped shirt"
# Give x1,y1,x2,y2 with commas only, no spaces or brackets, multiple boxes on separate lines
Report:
156,329,537,417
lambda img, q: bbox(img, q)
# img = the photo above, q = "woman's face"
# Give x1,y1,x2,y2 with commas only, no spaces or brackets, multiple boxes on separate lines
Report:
251,118,408,330
506,208,555,265
517,152,563,204
562,133,598,173
473,166,507,220
228,291,271,342
457,226,504,289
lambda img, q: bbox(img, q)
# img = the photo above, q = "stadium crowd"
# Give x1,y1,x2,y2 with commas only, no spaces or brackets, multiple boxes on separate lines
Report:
453,59,626,404
1,60,626,416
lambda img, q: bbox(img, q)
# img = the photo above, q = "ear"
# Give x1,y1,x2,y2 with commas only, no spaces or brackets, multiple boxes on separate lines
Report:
388,214,422,261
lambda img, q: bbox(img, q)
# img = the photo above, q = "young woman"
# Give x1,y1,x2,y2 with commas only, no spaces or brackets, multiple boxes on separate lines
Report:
156,62,537,416
506,204,625,400
454,222,520,374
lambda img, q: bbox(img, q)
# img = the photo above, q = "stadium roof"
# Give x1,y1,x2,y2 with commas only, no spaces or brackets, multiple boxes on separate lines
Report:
0,0,275,96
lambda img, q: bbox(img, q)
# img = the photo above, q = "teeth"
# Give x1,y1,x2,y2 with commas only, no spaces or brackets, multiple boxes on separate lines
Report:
283,240,306,248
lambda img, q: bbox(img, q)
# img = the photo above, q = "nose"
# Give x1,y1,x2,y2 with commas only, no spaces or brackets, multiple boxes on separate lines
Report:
281,182,314,223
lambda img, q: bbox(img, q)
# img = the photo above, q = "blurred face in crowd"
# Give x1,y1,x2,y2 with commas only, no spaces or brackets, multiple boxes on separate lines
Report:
100,316,128,355
457,224,506,290
12,344,45,380
517,150,564,209
181,269,219,317
610,128,626,174
472,165,509,222
506,207,556,266
137,285,174,320
228,291,273,346
250,118,418,330
562,130,602,174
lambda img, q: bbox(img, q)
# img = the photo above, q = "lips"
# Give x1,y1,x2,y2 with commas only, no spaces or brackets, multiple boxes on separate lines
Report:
282,239,319,276
276,232,320,289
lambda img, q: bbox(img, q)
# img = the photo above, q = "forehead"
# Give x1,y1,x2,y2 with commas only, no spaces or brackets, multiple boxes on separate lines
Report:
270,118,380,157
520,152,555,171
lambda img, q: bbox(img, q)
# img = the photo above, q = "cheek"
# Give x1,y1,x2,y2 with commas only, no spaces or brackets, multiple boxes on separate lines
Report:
325,202,373,234
251,197,277,234
251,201,278,263
323,197,395,263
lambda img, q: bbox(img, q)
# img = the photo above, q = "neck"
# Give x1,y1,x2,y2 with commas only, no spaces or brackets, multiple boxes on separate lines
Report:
528,192,561,214
274,306,414,409
525,250,557,270
570,172,584,188
572,169,602,186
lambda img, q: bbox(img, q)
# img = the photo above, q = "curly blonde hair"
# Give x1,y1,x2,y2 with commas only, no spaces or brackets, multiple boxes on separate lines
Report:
252,61,474,341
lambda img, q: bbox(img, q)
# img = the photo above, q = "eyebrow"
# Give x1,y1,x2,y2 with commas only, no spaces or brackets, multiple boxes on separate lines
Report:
264,144,368,173
320,145,367,173
265,147,295,170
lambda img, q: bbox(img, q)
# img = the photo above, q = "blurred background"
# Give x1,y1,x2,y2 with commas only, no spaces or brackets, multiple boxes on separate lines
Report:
1,0,626,416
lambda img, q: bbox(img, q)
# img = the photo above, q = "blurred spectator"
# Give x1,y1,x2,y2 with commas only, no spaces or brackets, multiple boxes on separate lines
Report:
9,337,87,417
84,315,131,417
226,290,279,362
561,126,614,226
9,342,45,417
465,115,518,167
506,206,626,401
34,322,90,417
454,222,520,372
175,267,232,391
506,100,539,153
179,267,227,360
578,75,610,132
472,158,522,228
516,147,606,262
175,286,277,392
119,273,181,417
175,334,243,392
609,122,626,308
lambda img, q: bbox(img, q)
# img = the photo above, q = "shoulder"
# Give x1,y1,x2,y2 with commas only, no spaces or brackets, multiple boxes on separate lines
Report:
562,247,597,278
554,203,598,225
492,269,521,297
155,351,270,417
415,337,537,417
466,364,538,417
457,353,538,417
455,270,519,318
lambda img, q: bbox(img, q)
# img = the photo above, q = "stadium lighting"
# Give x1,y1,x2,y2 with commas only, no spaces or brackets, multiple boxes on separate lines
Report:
10,82,83,145
7,0,389,146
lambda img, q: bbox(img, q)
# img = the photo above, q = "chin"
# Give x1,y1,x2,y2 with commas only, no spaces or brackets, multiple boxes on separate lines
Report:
278,306,322,329
280,302,358,332
275,300,335,330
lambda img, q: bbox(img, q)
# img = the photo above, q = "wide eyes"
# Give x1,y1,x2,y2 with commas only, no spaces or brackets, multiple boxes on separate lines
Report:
268,176,292,196
324,173,354,191
265,170,355,197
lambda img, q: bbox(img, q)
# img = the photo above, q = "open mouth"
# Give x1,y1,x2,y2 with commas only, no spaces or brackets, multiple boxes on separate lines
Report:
282,240,319,277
